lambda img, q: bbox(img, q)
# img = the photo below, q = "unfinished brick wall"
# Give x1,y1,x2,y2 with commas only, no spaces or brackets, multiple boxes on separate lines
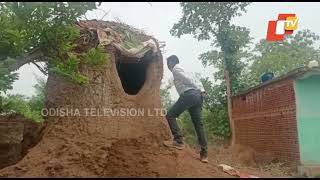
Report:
232,78,300,165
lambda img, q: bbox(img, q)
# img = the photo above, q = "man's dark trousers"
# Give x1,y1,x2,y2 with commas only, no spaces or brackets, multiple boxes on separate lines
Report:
166,89,208,157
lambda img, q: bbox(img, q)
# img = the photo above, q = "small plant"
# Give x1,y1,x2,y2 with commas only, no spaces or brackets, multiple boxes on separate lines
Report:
49,46,110,85
50,55,89,85
81,46,110,66
121,30,142,49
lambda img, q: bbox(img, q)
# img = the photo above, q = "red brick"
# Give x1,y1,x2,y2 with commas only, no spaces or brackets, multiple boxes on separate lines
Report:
232,78,300,165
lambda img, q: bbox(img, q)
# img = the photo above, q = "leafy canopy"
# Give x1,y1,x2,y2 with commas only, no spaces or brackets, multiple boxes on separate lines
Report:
1,76,46,122
246,29,320,86
0,2,109,92
170,2,252,94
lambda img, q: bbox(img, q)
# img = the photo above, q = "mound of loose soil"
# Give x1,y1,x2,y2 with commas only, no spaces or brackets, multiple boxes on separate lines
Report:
0,114,44,169
0,115,227,178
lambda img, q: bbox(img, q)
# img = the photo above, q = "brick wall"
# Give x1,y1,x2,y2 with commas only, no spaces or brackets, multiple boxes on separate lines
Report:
232,78,300,165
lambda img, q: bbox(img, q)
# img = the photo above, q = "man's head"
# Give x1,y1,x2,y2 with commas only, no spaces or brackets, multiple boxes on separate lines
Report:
167,55,179,71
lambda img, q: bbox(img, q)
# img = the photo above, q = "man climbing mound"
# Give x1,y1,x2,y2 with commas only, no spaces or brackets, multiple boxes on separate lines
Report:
163,55,208,163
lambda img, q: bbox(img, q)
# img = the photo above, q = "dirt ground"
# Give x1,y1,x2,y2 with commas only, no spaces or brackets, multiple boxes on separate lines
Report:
206,145,295,178
0,116,228,178
0,116,293,178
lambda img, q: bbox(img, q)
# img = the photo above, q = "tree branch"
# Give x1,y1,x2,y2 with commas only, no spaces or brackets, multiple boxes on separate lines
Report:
99,8,111,21
32,62,48,76
94,8,111,21
9,48,46,72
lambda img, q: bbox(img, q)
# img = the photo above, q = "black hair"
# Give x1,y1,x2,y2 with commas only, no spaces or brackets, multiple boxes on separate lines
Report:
167,55,179,65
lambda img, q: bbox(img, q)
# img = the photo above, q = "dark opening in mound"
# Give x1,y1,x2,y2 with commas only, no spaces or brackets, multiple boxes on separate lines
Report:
115,51,153,95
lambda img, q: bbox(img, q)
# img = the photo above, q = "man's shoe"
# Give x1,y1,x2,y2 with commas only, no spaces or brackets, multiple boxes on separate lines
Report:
163,140,185,150
200,155,209,163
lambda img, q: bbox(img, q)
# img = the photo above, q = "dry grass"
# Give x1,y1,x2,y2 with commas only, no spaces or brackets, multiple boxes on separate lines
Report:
205,145,294,178
258,162,294,177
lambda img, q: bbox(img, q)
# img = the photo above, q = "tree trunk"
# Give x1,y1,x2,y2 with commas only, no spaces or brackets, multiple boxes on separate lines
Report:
220,31,235,147
224,69,235,147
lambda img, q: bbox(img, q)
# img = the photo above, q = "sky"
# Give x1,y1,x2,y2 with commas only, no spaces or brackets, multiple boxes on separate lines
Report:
8,2,320,100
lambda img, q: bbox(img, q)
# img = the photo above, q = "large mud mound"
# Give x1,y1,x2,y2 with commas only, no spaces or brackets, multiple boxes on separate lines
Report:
0,116,225,178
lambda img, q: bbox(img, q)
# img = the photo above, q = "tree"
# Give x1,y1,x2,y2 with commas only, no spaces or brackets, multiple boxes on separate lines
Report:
28,76,46,113
171,2,252,145
0,60,18,113
0,2,106,113
160,80,174,110
1,77,46,122
246,29,320,86
201,78,230,138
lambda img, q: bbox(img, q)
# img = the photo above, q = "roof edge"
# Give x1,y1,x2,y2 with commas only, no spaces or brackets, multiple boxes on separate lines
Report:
233,67,320,97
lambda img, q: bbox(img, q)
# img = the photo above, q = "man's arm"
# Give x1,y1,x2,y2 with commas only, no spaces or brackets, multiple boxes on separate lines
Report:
173,66,205,93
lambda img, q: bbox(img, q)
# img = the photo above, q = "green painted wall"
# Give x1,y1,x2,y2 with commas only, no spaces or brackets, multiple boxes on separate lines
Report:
295,73,320,165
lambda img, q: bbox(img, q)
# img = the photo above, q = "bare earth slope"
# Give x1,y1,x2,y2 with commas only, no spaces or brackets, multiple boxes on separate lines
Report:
0,116,228,178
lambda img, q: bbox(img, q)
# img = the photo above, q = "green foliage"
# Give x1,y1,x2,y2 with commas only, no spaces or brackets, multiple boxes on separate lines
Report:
0,2,97,59
2,95,43,123
49,46,110,85
246,29,320,87
1,2,108,85
203,105,230,138
0,58,19,113
1,77,46,123
28,76,46,113
0,2,100,92
81,46,110,66
196,24,252,95
0,58,19,93
50,54,89,85
171,2,252,94
122,30,143,49
160,80,174,110
170,2,251,41
201,78,230,138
